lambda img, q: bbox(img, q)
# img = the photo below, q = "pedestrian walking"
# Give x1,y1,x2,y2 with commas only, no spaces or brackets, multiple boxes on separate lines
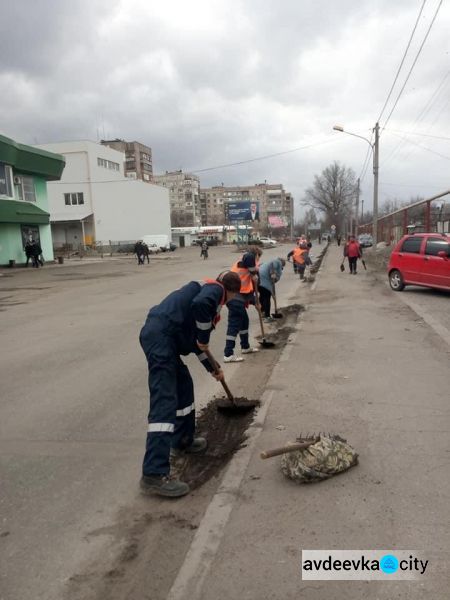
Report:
344,235,362,274
224,246,262,362
258,258,285,322
337,235,342,246
31,240,43,268
200,241,209,260
24,239,34,267
139,271,241,498
134,240,145,265
141,242,150,264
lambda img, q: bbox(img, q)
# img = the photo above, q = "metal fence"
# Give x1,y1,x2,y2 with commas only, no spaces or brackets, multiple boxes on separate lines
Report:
358,190,450,244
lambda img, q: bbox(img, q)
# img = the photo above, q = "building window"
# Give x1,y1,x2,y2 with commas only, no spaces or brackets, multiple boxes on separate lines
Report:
16,175,36,202
0,163,14,198
64,192,84,206
97,157,120,171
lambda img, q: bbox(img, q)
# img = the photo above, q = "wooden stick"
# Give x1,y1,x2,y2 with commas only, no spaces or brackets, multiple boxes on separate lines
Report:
260,439,318,459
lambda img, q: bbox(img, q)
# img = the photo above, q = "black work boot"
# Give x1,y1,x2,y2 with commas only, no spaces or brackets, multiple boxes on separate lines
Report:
171,436,208,457
140,474,190,498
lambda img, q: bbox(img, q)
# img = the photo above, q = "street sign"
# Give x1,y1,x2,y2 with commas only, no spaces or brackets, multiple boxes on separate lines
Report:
331,224,336,231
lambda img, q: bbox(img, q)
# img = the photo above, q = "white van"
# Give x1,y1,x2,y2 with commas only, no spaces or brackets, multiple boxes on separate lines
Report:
141,234,171,252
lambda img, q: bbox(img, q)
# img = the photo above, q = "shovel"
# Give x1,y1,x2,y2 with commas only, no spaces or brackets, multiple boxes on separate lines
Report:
203,348,258,414
271,281,283,319
253,283,275,348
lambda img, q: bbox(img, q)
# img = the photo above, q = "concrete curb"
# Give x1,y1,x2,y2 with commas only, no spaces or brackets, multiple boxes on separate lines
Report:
166,259,324,600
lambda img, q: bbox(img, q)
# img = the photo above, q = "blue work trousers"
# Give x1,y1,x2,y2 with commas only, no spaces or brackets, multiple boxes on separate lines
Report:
224,297,250,356
139,317,195,476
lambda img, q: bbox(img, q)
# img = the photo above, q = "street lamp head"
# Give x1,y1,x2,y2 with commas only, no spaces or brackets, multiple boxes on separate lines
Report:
333,125,344,132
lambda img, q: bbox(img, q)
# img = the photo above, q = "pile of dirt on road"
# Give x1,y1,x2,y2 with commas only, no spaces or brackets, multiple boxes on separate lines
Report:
362,244,393,274
172,302,304,490
171,399,257,490
310,243,329,275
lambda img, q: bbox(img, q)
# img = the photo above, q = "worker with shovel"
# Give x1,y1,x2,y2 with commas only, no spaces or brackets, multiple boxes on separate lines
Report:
258,258,285,323
139,270,241,498
287,241,311,279
224,246,262,362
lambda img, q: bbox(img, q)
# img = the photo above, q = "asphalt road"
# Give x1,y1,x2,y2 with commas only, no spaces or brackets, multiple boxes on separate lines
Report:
2,243,448,600
0,244,300,600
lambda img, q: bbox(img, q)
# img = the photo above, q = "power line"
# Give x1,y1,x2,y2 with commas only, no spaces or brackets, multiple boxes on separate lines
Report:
377,0,427,123
382,70,450,165
385,128,450,141
388,130,450,161
382,0,444,130
189,137,339,173
50,137,342,184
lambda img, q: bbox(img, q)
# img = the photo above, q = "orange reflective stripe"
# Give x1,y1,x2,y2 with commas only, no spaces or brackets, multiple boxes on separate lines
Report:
203,279,226,306
231,261,253,294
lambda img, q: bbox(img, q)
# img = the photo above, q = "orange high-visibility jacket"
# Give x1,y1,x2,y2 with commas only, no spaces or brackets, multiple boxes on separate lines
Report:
293,247,307,265
231,261,254,294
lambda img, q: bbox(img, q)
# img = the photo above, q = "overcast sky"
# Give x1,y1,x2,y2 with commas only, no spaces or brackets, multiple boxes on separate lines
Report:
1,0,449,218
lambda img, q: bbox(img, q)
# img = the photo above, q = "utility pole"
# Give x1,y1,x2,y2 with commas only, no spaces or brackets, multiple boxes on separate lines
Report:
373,122,380,245
361,198,364,223
355,177,360,235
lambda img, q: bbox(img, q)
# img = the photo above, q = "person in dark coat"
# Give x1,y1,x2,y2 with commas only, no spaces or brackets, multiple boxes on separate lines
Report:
31,240,43,268
134,241,145,265
141,242,150,264
139,271,241,498
24,239,34,267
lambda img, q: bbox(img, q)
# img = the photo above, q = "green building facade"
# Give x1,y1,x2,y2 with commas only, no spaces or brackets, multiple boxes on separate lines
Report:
0,134,65,266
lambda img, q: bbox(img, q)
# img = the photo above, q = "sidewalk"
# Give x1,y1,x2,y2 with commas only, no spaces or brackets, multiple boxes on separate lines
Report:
168,244,450,600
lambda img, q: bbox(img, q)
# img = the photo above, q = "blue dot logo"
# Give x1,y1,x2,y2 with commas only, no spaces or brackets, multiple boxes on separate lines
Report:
380,554,399,574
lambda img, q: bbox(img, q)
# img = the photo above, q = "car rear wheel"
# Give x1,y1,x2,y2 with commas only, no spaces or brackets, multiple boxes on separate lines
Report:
389,269,405,291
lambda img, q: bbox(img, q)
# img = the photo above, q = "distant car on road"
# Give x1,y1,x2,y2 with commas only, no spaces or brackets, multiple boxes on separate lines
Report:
259,237,277,248
146,243,160,254
358,233,373,247
388,233,450,292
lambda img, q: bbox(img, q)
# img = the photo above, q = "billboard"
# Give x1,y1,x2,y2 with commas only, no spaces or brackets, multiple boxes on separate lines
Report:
268,215,288,228
227,201,260,222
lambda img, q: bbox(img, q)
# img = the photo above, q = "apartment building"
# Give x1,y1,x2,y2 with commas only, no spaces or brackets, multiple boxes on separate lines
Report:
153,170,201,227
101,139,153,182
200,183,294,233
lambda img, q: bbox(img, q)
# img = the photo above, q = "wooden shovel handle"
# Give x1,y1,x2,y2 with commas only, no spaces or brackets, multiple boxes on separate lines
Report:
260,439,318,460
203,348,235,403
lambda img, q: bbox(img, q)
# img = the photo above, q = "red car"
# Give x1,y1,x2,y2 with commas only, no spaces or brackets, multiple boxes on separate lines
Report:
388,233,450,292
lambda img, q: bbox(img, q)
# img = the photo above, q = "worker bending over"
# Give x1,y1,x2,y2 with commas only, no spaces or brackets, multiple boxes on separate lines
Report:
258,257,285,322
139,271,241,498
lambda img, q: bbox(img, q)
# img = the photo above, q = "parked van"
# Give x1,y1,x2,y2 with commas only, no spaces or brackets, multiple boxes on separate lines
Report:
141,234,171,252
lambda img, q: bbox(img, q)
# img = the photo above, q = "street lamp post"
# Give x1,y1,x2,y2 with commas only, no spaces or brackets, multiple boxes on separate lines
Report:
333,123,379,245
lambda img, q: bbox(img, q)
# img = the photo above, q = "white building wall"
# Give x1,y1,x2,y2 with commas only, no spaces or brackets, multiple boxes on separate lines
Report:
37,141,170,244
92,180,170,243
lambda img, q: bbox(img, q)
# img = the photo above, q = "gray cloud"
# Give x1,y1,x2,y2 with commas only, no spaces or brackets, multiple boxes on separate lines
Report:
1,0,449,214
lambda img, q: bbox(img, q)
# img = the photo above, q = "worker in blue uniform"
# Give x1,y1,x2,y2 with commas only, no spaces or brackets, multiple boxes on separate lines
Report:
224,246,262,362
139,271,241,498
